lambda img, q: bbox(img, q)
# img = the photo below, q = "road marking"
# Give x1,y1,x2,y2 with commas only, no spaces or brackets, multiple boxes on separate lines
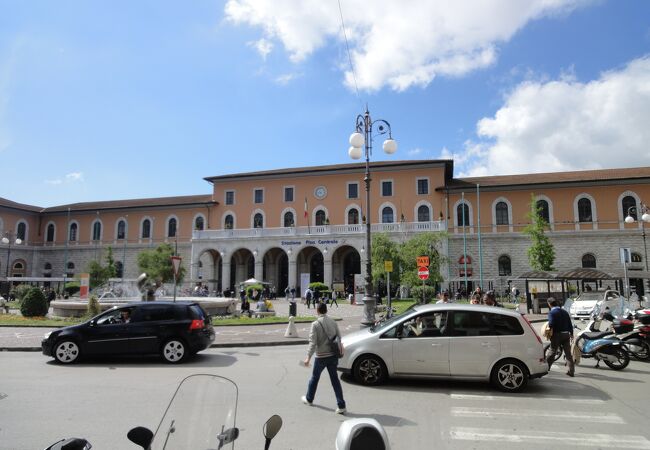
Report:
451,407,624,423
450,393,604,404
449,428,650,448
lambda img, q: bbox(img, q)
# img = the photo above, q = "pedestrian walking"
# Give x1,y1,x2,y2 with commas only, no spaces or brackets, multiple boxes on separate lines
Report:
546,297,575,377
301,302,346,414
305,287,313,308
330,290,339,308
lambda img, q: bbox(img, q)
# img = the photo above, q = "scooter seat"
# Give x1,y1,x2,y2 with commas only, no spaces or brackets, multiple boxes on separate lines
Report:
583,331,614,340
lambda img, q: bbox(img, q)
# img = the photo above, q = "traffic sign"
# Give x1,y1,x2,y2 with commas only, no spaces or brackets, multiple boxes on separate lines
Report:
417,256,430,267
418,267,429,280
384,261,393,272
171,256,182,277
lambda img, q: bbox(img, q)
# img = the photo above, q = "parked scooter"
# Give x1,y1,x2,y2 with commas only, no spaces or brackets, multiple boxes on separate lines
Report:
45,374,391,450
574,305,630,370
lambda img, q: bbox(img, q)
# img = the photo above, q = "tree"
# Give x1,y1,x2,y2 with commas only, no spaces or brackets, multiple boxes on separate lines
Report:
524,194,556,271
88,247,118,289
371,233,402,295
399,232,446,289
137,243,186,286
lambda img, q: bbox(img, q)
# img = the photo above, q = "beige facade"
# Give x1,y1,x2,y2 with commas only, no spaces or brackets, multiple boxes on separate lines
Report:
2,160,650,296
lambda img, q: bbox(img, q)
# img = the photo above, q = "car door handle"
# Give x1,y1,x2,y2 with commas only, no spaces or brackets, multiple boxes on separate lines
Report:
481,342,493,347
431,343,443,347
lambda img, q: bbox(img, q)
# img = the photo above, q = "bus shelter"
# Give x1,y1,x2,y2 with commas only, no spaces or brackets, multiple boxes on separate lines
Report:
516,271,565,314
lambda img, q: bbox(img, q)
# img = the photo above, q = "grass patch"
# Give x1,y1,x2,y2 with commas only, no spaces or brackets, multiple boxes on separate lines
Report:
0,315,82,327
211,315,317,326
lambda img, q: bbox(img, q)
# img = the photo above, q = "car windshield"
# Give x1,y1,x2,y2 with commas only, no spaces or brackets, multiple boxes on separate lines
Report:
575,292,607,301
370,304,418,333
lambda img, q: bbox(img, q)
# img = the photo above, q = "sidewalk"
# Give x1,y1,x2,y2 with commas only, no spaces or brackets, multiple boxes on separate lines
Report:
0,300,548,351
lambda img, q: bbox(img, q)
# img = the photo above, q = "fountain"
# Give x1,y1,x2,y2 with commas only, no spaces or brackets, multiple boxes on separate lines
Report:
50,274,237,317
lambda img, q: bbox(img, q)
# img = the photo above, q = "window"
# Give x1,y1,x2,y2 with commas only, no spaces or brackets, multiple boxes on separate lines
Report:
488,313,524,336
116,261,124,278
401,311,446,338
253,213,263,228
284,187,294,202
254,189,264,204
498,255,512,276
622,195,637,220
381,181,393,197
167,218,177,237
578,198,593,222
495,202,509,225
283,211,295,227
382,207,394,223
69,223,78,242
457,203,469,226
17,222,26,241
92,222,102,241
315,210,326,226
67,262,75,270
348,183,358,199
417,205,430,222
450,311,493,336
225,191,235,205
46,224,55,242
194,216,204,231
224,215,234,230
117,220,126,239
417,179,429,195
348,208,359,225
141,219,151,239
581,253,597,268
44,262,52,270
138,306,176,322
536,200,550,223
632,252,643,263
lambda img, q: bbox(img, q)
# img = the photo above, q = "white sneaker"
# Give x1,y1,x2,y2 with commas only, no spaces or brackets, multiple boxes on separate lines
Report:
301,395,312,406
335,407,346,415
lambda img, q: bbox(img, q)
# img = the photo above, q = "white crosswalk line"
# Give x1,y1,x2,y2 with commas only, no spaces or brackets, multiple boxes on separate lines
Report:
450,393,604,404
449,428,650,448
451,407,624,423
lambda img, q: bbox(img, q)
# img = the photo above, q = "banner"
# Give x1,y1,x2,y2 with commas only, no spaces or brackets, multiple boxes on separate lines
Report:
79,273,90,300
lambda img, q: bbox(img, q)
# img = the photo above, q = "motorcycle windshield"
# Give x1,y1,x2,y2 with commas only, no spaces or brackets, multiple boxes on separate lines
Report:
150,374,238,450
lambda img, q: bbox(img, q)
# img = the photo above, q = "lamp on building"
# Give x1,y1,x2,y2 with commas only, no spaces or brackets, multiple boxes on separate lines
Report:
348,107,397,325
2,231,22,296
625,203,650,271
287,248,292,256
323,247,328,255
253,248,258,257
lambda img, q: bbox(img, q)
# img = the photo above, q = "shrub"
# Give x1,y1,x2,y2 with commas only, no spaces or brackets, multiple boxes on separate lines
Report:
308,282,329,293
20,287,49,317
245,284,264,299
64,281,80,296
11,284,32,302
86,295,101,318
410,286,437,304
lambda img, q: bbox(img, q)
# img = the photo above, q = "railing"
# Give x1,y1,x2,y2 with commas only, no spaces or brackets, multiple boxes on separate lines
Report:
192,220,445,240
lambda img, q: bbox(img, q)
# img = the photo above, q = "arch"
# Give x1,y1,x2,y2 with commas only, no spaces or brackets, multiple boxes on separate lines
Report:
140,217,152,239
222,211,236,230
533,194,554,229
574,193,597,230
414,200,433,222
312,205,330,226
378,201,396,224
581,253,597,268
44,262,52,271
491,197,513,231
11,259,27,276
45,221,56,243
618,190,640,229
631,252,643,263
345,204,361,225
16,220,28,242
193,214,206,231
453,198,473,228
166,215,178,238
91,219,103,241
68,221,79,242
280,207,297,227
115,217,127,240
251,210,265,229
498,255,512,276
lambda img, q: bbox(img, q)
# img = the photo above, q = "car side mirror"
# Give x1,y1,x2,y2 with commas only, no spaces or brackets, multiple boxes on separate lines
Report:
127,426,154,449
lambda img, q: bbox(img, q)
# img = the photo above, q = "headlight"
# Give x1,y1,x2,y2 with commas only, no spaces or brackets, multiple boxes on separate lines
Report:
44,332,52,339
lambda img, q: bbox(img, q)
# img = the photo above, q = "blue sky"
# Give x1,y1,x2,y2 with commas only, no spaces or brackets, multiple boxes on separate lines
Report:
1,0,649,207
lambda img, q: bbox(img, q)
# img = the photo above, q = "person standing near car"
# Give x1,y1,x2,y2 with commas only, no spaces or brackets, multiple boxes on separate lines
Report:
546,297,575,377
301,302,346,414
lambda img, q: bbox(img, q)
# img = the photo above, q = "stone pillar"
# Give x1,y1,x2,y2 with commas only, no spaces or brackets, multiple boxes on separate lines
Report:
221,261,231,292
288,257,297,291
324,257,333,288
255,260,263,281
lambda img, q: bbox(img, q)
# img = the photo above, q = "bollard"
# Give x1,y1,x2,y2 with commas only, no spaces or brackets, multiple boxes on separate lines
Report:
284,316,299,338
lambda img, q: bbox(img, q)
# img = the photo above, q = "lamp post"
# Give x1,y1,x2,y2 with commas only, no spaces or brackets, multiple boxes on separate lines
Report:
348,107,397,326
625,203,650,271
2,231,23,296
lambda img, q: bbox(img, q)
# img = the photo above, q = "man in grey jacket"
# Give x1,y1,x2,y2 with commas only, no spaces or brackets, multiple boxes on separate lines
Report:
301,302,347,414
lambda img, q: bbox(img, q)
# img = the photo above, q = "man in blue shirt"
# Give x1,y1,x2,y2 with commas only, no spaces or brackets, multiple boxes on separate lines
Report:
546,297,575,377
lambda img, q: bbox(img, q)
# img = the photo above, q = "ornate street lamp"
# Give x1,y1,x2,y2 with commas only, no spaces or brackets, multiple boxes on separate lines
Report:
2,231,23,296
348,107,397,325
625,203,650,271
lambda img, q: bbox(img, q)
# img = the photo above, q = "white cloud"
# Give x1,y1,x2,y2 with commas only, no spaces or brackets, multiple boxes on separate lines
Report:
274,72,301,85
459,56,650,176
45,179,63,185
224,0,592,91
408,148,424,156
248,38,273,59
45,172,84,186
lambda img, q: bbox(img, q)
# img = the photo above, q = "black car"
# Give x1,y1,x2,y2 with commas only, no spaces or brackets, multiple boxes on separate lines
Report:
42,301,215,364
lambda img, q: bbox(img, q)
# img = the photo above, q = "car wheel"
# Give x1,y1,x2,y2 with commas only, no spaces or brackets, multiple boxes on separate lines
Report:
161,339,187,364
491,359,528,392
603,348,630,370
54,340,81,364
353,354,387,386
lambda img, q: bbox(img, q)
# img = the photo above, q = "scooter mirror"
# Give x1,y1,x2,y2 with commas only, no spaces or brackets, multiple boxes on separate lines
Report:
217,427,239,448
127,426,154,449
263,415,283,440
44,437,92,450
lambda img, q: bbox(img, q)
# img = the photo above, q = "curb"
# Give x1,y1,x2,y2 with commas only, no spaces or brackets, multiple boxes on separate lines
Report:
0,340,311,352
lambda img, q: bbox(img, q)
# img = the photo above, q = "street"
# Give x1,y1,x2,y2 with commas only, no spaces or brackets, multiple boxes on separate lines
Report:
2,346,650,449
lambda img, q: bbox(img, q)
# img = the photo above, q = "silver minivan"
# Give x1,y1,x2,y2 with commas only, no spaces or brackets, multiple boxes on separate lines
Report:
338,304,548,392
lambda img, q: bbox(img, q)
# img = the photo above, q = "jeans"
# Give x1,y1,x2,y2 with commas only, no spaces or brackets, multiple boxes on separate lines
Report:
547,331,575,374
305,355,346,409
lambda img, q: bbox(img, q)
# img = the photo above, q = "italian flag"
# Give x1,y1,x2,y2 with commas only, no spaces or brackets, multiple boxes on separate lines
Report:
304,197,308,218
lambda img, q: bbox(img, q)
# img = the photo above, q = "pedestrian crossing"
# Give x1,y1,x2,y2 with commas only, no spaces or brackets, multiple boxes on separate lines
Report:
444,373,650,449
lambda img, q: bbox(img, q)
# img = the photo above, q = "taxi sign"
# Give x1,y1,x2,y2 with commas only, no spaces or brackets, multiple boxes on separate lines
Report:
417,256,430,267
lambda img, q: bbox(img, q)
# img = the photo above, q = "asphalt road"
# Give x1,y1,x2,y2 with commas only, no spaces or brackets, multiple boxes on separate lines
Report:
2,346,650,450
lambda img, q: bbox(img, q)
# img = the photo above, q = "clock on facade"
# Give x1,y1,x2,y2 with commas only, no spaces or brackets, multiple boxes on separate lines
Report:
314,186,327,199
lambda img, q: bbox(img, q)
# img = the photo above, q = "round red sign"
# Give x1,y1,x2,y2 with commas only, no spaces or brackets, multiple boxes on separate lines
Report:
418,267,429,280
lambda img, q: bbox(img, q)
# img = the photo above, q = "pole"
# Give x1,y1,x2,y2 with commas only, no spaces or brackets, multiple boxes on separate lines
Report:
63,208,70,296
462,192,468,296
477,183,483,290
362,108,375,325
643,221,648,272
173,236,178,302
386,269,391,318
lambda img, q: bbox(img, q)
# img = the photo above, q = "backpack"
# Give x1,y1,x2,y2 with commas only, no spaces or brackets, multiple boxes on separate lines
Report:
318,320,343,358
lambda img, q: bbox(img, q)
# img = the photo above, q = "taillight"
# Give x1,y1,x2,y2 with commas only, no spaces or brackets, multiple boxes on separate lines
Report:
522,315,543,345
189,319,204,330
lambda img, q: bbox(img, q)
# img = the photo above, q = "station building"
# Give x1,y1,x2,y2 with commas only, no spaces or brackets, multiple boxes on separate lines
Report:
2,159,650,297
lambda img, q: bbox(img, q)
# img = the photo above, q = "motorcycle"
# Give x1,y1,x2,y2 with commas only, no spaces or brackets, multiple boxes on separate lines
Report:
574,305,630,370
45,374,391,450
